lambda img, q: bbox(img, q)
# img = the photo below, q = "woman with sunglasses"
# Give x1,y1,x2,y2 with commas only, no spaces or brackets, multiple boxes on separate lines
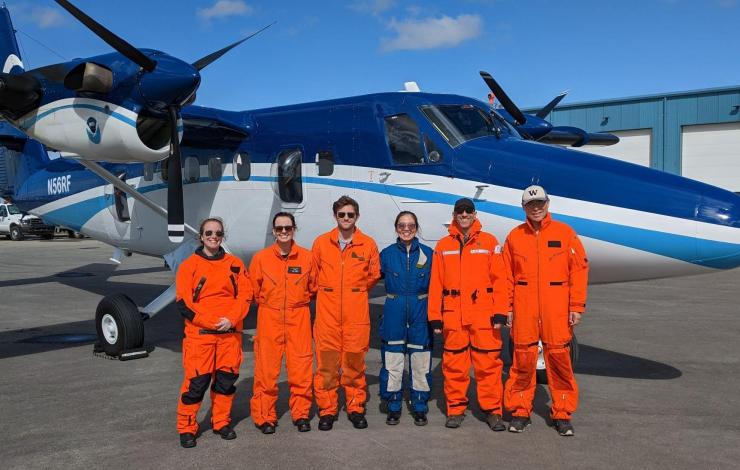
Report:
249,212,318,434
378,211,434,426
175,217,253,448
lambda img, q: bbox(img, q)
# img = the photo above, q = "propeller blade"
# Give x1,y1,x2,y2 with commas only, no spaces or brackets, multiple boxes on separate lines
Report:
54,0,156,72
167,106,184,243
479,71,526,125
192,22,275,71
536,91,568,119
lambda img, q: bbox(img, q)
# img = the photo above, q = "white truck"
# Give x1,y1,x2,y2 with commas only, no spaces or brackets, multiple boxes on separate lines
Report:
0,202,55,240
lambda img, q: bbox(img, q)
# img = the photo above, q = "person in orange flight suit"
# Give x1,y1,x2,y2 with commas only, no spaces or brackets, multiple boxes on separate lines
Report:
249,212,318,434
175,217,252,448
500,185,589,437
428,198,508,431
312,195,381,431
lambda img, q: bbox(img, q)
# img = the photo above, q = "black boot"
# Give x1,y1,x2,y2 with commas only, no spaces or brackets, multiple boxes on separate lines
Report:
257,422,276,434
318,414,335,431
179,433,196,448
413,412,428,426
213,424,237,440
386,411,401,425
294,418,311,432
348,412,368,429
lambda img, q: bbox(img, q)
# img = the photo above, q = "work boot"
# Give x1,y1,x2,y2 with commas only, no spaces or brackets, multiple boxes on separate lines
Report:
348,412,368,429
413,412,428,426
445,414,465,429
486,413,506,432
294,418,311,433
257,422,276,435
508,416,531,433
386,411,401,425
318,414,335,431
213,425,237,440
179,433,196,448
553,419,575,436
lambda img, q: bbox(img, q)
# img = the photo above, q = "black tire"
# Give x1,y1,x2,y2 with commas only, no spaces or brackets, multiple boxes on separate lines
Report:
536,334,579,385
95,293,145,356
9,225,23,241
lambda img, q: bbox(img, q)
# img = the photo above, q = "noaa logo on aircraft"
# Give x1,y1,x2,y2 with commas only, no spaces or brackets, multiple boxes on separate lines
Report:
86,117,101,144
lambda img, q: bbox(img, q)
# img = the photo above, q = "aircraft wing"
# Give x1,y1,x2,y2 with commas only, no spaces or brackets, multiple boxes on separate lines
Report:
537,126,619,147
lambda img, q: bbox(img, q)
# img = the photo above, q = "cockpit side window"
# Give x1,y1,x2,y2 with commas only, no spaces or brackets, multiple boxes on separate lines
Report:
384,114,425,165
420,104,519,147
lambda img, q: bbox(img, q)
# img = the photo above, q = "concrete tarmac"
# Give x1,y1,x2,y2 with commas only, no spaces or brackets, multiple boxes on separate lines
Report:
1,239,739,469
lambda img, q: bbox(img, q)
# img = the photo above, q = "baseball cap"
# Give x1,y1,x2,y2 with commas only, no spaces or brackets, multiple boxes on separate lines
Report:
453,198,475,213
522,185,549,205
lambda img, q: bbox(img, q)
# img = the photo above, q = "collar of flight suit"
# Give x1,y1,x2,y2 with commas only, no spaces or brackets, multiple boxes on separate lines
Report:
194,245,226,260
447,218,483,244
270,241,299,259
329,226,369,248
524,212,553,233
394,236,420,253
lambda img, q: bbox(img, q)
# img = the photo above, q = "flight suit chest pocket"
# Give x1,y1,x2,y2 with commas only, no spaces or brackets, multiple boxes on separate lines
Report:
547,245,569,279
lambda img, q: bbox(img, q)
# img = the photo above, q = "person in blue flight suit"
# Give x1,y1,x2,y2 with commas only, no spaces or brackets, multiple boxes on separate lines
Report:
379,211,434,426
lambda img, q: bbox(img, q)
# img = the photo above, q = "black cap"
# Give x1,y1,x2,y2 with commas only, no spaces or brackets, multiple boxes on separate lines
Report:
453,198,475,213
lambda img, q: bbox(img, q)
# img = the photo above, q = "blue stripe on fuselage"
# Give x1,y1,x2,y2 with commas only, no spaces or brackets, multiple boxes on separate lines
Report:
38,175,740,269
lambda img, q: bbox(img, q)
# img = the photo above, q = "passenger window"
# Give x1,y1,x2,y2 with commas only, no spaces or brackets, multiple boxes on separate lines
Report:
317,150,334,176
143,163,154,182
384,114,424,165
184,156,200,183
233,152,251,181
0,206,7,217
208,157,223,181
275,148,303,203
424,134,443,163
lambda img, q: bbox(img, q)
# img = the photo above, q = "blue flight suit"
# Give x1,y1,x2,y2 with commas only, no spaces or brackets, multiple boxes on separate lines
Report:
379,237,433,413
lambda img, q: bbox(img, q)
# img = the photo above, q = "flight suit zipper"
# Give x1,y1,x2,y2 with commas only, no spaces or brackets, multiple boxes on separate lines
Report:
283,253,288,349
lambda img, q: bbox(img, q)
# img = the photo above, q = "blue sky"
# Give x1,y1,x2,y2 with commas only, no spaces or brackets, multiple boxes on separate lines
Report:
7,0,740,111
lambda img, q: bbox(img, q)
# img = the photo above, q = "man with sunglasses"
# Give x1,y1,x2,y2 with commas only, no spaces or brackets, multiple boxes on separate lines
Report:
249,212,318,434
428,198,508,431
312,195,381,430
501,186,589,436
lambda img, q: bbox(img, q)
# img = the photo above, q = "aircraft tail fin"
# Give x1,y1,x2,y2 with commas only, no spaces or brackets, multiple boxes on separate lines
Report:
0,122,50,200
0,5,24,74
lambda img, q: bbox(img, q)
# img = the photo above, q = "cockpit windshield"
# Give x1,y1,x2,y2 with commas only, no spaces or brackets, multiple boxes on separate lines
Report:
419,104,519,147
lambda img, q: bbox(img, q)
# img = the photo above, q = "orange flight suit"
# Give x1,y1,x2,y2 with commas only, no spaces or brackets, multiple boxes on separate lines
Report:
502,213,589,420
428,219,508,416
312,227,381,416
175,247,252,435
249,242,318,426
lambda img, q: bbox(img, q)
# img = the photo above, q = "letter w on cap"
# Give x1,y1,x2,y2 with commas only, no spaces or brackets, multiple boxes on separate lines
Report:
529,189,538,196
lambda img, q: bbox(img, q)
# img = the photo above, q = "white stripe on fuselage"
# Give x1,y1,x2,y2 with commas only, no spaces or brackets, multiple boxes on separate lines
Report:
28,163,729,284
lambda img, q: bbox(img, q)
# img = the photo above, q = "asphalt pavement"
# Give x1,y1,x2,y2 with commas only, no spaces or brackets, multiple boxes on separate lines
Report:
1,238,738,469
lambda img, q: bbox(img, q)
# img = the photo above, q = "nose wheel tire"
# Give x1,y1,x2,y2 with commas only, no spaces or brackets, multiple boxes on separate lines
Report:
506,333,579,385
95,293,145,356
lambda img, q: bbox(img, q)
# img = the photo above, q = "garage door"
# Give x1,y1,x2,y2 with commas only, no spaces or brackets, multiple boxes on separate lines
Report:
582,128,652,167
681,122,740,192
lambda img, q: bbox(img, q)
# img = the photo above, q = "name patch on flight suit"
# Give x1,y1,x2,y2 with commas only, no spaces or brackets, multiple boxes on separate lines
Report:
288,266,302,274
548,240,562,248
351,252,365,261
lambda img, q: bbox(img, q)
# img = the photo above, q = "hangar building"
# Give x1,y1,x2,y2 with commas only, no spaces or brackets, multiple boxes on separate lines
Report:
525,86,740,193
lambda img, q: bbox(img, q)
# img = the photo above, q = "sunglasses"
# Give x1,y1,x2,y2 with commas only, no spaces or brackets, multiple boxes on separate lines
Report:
273,225,295,233
396,223,417,230
336,211,356,219
454,208,475,215
203,230,224,237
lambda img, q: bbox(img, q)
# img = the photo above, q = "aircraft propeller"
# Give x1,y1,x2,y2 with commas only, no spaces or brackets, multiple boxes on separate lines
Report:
479,71,527,125
53,0,272,242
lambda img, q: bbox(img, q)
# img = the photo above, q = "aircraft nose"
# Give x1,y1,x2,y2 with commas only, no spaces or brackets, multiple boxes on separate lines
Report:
694,190,740,269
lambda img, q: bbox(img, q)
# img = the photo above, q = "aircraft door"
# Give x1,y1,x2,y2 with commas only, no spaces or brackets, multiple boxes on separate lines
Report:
380,113,453,242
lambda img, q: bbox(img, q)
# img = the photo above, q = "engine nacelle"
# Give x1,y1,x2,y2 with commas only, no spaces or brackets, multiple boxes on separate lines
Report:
13,97,178,163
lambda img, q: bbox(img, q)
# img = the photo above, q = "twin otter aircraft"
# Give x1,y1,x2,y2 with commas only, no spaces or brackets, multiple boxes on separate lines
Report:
1,2,739,361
